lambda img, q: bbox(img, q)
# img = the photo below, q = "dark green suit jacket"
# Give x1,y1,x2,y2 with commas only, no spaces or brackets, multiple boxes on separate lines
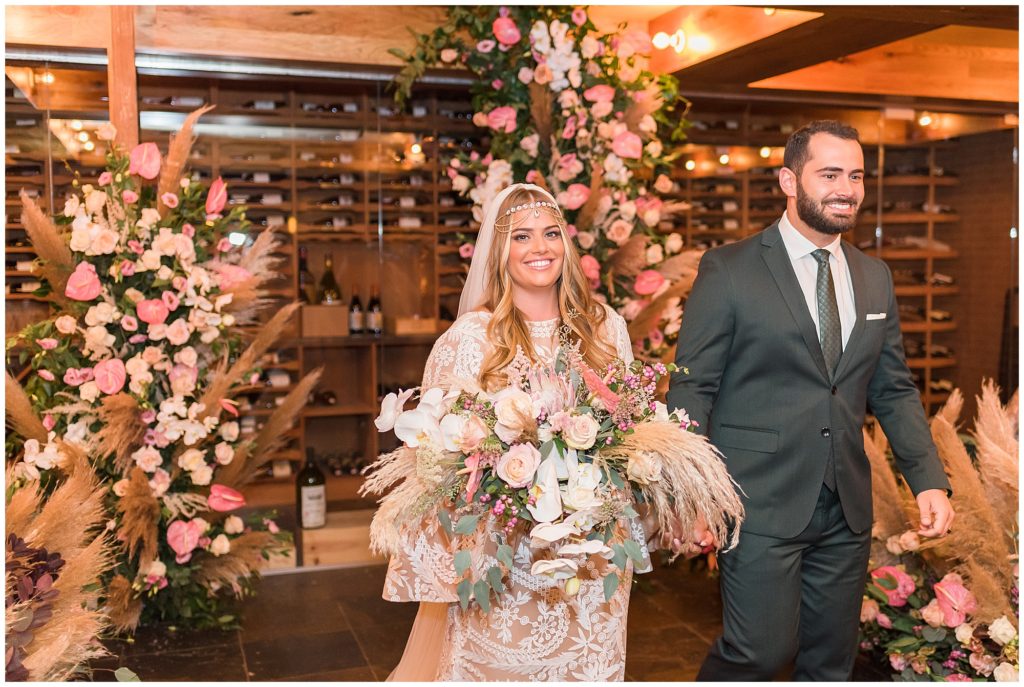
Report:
667,222,951,538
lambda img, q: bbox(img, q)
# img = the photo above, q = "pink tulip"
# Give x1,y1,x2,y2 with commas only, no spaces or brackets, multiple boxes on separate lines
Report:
492,16,521,45
634,269,666,296
94,358,127,395
612,131,644,159
167,519,202,564
122,190,139,204
557,183,590,211
486,106,518,134
65,262,103,301
136,299,170,325
205,177,227,216
161,290,181,312
129,142,162,180
583,84,616,103
36,338,58,350
870,566,916,607
38,369,55,382
207,484,246,512
933,574,978,627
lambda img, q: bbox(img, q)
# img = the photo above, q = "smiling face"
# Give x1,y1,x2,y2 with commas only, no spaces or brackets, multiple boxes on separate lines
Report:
781,132,865,236
505,210,566,294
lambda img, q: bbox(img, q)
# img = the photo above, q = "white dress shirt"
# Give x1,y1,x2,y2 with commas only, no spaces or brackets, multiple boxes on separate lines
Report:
778,211,857,350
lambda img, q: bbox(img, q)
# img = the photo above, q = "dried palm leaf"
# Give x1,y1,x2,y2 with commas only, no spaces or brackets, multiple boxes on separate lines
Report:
157,105,215,216
362,446,445,557
195,531,278,595
656,250,703,283
862,426,914,541
104,574,143,633
605,234,649,278
936,387,964,426
959,558,1014,625
94,393,145,474
971,380,1019,514
528,81,553,151
626,279,693,343
6,372,48,443
25,465,106,560
574,168,604,234
115,468,160,566
19,191,74,306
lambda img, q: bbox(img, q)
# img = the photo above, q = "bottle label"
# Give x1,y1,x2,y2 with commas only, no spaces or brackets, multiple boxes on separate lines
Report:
300,485,326,528
349,311,365,331
367,311,383,331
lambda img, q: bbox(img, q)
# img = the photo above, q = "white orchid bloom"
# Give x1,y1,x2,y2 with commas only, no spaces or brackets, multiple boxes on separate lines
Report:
393,408,442,448
652,401,670,422
527,457,563,523
530,558,578,581
374,388,416,432
529,521,581,547
557,539,614,559
439,413,466,452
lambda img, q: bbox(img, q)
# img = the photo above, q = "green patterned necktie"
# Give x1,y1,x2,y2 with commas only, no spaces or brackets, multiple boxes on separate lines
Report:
812,249,842,377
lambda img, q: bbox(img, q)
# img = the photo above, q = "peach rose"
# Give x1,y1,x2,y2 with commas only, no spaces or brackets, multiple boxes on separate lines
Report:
121,189,139,204
557,183,590,211
606,218,633,245
562,413,599,450
580,254,601,284
93,358,127,395
496,443,541,488
54,315,78,334
129,142,161,179
165,319,192,346
65,262,102,301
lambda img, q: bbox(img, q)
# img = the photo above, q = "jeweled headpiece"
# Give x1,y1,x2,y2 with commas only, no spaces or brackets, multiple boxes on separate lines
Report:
494,197,565,233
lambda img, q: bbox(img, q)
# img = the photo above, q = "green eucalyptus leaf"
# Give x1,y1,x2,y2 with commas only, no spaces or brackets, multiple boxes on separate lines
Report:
454,549,472,577
603,573,620,602
456,578,472,611
454,513,481,535
473,579,491,613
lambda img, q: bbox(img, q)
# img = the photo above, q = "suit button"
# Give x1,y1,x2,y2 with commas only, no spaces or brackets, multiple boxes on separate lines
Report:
821,428,831,438
831,385,838,395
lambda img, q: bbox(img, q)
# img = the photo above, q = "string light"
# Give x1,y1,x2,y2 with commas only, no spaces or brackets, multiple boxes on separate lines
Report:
718,154,730,165
77,131,90,142
410,143,422,155
83,140,95,151
918,113,933,126
684,159,696,171
71,120,83,131
38,71,55,85
764,8,777,16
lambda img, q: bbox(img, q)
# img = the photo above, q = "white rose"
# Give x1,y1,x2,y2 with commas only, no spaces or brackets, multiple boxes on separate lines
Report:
178,448,206,472
85,189,107,215
138,208,162,230
165,319,192,346
147,560,167,578
79,381,100,402
643,209,661,227
69,224,93,253
63,195,81,217
638,114,657,134
140,250,162,271
85,302,117,326
646,244,664,265
214,442,235,465
920,598,944,628
576,231,595,250
451,175,470,193
665,233,683,254
955,623,975,645
619,201,637,222
220,421,240,441
132,446,163,473
645,140,664,158
125,355,150,379
627,451,662,484
520,133,540,158
84,325,114,351
224,515,244,535
190,464,213,486
988,616,1017,646
64,419,89,445
91,228,119,255
562,414,599,450
993,663,1018,682
209,534,231,556
54,315,78,334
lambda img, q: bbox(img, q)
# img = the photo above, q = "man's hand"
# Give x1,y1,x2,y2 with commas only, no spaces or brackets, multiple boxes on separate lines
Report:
916,489,954,538
660,515,718,558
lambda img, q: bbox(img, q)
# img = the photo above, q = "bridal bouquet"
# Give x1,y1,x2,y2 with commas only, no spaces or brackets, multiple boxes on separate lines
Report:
364,345,743,612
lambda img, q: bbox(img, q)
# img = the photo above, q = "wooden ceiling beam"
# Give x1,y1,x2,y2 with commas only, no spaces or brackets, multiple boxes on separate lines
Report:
795,5,1019,31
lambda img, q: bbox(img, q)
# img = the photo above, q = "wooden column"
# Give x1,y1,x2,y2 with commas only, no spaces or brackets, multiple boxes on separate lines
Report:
107,6,139,148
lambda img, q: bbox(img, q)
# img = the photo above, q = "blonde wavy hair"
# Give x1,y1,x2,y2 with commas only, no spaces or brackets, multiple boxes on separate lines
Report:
477,187,616,390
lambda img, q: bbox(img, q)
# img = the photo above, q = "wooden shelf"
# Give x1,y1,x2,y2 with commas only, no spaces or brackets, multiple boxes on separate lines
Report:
894,285,960,297
861,212,959,224
901,321,957,333
906,357,957,369
876,249,958,260
880,175,959,187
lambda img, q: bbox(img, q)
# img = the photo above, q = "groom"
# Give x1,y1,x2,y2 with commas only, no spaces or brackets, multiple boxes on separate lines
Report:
667,120,954,680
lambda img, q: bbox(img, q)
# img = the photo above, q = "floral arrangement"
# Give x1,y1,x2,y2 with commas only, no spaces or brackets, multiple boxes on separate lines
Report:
391,6,701,360
363,342,743,610
859,381,1019,681
5,108,319,631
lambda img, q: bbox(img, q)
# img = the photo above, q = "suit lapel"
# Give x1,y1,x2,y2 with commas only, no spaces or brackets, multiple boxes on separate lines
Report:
759,223,830,382
834,241,870,381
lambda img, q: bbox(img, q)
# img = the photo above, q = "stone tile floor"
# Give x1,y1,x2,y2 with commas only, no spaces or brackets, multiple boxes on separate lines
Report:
90,558,890,681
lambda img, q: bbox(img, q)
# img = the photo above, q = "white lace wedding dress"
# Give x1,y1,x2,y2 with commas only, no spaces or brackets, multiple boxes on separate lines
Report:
383,304,652,681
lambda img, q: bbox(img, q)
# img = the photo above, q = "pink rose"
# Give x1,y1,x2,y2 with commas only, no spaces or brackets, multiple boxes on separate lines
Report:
121,315,138,332
160,192,179,209
580,254,601,283
181,223,195,237
122,189,139,204
525,170,542,185
169,364,199,395
612,131,644,159
129,334,147,344
38,369,55,382
166,519,203,564
492,16,521,45
583,84,615,103
165,319,192,346
888,653,906,670
210,261,253,291
98,171,113,186
945,674,971,682
161,290,181,312
476,39,496,53
36,338,58,350
129,142,162,179
94,358,127,395
561,115,577,140
496,443,541,488
128,240,144,255
120,260,136,277
141,409,156,424
877,612,893,629
934,574,978,627
606,219,633,245
136,299,169,325
634,269,665,296
491,79,504,90
205,177,227,216
871,566,916,607
572,8,587,25
459,242,474,259
207,484,246,512
440,48,458,63
557,183,590,211
65,262,102,301
63,367,94,387
486,106,518,134
216,238,232,253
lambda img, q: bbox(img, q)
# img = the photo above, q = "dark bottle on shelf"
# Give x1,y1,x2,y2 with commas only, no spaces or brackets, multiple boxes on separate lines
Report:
297,246,316,304
349,285,365,334
297,448,327,529
317,252,342,305
367,284,383,336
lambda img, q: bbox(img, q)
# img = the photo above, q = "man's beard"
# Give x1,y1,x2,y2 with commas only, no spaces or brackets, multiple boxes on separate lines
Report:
795,182,860,235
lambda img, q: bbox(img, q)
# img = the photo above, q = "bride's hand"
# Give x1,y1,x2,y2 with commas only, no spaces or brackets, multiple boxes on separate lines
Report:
660,515,717,558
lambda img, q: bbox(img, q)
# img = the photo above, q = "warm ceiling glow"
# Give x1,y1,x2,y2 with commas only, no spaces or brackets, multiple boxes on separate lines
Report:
684,159,696,171
688,34,714,53
410,143,422,155
918,113,933,126
38,71,55,85
759,146,771,158
719,154,730,165
71,119,83,131
653,29,686,53
764,8,777,16
83,140,95,152
77,131,90,142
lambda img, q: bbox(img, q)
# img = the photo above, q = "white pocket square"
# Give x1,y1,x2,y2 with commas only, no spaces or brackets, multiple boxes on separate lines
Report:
866,312,887,321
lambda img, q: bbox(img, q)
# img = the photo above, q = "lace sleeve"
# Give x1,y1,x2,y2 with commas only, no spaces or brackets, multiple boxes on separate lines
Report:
601,304,634,365
421,312,492,389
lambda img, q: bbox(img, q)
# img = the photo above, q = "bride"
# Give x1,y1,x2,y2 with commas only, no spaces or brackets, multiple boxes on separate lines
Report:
366,183,732,681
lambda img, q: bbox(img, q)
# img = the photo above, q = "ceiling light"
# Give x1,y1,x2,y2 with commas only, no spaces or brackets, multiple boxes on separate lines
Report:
83,140,95,151
719,154,730,165
684,159,696,171
764,8,777,16
688,34,713,53
71,120,83,131
38,71,55,85
759,146,771,159
78,131,90,142
652,30,686,53
410,143,422,155
918,113,933,126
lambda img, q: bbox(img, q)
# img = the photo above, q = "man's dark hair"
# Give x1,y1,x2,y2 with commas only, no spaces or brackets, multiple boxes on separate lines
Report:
783,120,861,175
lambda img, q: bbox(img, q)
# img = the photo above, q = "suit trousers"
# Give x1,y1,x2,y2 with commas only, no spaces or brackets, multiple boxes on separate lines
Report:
697,484,872,681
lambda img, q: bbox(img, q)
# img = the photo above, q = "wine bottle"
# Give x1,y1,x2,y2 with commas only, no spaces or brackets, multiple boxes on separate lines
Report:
317,252,341,305
349,285,365,334
367,284,383,336
297,448,326,529
297,246,316,304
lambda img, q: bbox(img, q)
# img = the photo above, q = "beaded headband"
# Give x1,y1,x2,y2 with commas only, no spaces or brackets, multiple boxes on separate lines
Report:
503,200,559,217
494,197,565,233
